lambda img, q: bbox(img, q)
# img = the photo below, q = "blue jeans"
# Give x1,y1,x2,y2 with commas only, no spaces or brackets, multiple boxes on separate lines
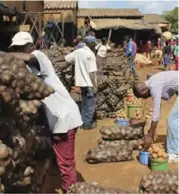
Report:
129,56,137,77
81,87,96,128
167,97,178,155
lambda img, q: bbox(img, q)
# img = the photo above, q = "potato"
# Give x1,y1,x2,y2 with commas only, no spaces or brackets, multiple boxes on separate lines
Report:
162,153,168,159
152,153,157,159
138,145,142,150
148,147,153,152
157,151,163,157
157,157,165,162
153,147,159,154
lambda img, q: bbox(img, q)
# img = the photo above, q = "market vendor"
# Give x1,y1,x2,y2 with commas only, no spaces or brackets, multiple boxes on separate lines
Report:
8,32,83,192
65,36,98,130
133,71,178,163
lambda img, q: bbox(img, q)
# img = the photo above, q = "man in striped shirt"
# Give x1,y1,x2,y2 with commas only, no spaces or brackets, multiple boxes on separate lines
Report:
133,71,178,162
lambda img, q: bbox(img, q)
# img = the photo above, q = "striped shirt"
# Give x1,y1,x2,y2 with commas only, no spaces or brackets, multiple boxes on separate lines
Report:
145,71,178,122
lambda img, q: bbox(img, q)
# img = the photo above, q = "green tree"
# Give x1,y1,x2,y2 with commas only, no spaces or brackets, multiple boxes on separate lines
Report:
162,7,178,34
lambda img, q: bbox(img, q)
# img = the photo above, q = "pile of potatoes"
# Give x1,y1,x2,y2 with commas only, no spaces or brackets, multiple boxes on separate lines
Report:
0,52,55,119
127,97,143,106
86,146,133,164
98,139,141,150
132,109,142,120
100,124,144,141
116,109,128,119
148,144,168,161
67,182,130,194
139,170,178,193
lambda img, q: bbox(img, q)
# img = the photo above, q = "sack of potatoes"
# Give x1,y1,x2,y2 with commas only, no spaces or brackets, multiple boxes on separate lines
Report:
139,170,178,193
100,124,144,141
97,139,141,150
67,182,131,194
86,146,133,164
0,52,54,100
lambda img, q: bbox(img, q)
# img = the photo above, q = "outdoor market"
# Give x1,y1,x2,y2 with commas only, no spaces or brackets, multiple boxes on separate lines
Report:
0,1,178,193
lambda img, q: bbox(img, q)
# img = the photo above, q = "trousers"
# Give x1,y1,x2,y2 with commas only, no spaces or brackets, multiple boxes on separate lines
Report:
52,128,77,192
167,97,179,155
81,87,96,128
129,56,137,77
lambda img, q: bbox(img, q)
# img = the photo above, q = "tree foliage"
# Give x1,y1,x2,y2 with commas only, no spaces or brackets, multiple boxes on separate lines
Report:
162,7,178,34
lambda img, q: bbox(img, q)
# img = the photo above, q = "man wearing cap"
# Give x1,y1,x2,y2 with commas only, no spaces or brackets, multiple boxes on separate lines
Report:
8,31,83,192
65,36,98,130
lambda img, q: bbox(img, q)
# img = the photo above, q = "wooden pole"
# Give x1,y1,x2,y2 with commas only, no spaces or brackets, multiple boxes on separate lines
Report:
62,13,64,37
107,28,112,43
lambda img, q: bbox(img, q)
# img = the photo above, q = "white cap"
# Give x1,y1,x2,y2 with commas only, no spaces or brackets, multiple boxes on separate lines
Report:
9,31,33,47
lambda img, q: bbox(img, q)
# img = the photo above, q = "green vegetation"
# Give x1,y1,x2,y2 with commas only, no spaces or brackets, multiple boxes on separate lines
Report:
162,7,178,34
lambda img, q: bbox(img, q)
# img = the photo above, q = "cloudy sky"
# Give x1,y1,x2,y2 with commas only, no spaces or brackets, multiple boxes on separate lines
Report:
78,0,178,14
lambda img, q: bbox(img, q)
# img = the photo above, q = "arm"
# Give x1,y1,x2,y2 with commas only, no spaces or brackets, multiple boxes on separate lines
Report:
95,44,101,50
143,88,162,150
148,88,162,138
90,72,97,88
9,52,40,70
89,55,98,88
65,51,75,64
9,52,34,62
106,44,111,50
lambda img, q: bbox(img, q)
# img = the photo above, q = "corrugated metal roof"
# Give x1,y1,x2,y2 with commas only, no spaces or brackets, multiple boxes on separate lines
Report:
143,14,169,24
0,3,16,16
90,18,159,32
44,0,77,10
78,8,142,18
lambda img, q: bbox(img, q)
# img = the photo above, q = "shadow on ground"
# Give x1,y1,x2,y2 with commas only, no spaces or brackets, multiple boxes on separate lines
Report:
41,158,85,193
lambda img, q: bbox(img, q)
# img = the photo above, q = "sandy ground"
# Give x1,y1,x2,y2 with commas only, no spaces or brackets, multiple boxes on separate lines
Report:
42,64,178,192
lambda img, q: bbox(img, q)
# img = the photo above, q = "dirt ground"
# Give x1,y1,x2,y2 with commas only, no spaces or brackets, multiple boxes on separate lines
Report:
42,64,178,193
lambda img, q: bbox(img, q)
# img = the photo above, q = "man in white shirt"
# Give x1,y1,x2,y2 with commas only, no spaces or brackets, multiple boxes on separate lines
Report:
8,32,83,192
65,36,98,130
95,38,111,72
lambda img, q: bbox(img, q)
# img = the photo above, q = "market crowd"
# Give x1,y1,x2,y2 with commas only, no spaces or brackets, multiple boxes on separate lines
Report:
7,30,178,192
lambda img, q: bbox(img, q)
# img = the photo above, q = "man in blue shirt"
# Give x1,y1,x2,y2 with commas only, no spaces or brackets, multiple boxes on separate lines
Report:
125,36,138,78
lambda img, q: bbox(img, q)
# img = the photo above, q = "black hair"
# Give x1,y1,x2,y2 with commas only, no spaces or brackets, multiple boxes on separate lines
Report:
101,37,107,45
132,82,142,98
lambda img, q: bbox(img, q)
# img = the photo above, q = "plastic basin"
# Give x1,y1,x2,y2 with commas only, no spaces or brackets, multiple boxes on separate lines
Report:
150,159,168,172
139,151,150,166
115,118,129,126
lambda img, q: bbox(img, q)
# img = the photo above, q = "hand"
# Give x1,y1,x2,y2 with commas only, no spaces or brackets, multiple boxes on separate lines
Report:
143,134,153,151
